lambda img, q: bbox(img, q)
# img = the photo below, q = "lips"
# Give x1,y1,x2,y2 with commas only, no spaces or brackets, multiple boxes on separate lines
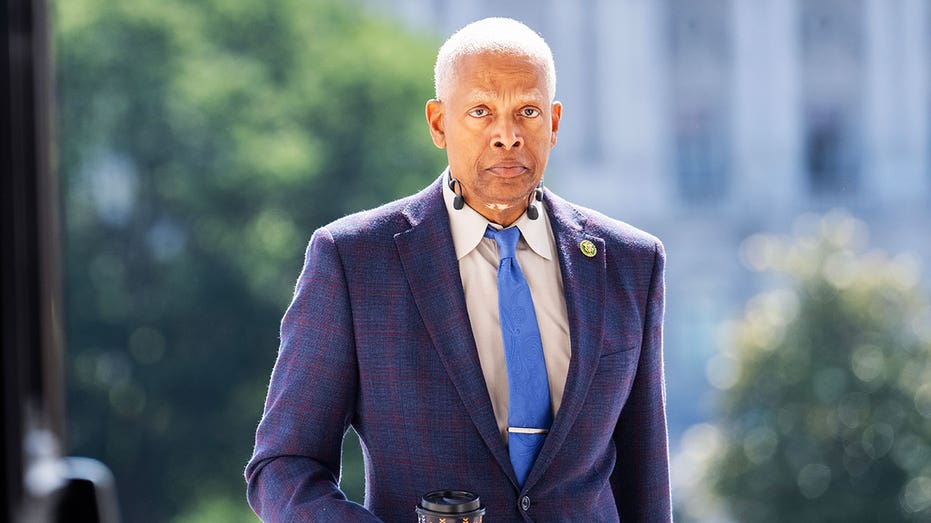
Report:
486,162,528,178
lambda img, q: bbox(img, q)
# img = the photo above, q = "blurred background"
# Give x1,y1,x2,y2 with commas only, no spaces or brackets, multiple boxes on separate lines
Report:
51,0,931,521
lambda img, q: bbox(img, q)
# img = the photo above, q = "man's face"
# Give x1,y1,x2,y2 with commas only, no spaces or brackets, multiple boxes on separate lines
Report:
426,52,561,225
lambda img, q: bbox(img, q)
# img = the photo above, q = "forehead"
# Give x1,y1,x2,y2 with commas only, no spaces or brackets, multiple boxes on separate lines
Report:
449,52,548,102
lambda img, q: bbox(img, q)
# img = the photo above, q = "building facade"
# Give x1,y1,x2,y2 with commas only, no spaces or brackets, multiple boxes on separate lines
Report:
363,0,931,459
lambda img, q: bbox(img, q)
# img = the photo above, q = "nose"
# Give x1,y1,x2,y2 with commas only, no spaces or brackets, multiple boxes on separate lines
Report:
490,117,523,150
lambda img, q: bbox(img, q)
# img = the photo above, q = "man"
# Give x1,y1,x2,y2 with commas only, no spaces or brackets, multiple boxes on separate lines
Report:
246,17,670,522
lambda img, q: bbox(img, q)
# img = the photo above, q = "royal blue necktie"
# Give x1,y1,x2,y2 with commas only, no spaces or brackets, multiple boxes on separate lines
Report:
484,225,552,487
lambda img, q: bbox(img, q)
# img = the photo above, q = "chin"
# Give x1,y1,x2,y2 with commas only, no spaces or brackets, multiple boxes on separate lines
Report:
482,191,531,210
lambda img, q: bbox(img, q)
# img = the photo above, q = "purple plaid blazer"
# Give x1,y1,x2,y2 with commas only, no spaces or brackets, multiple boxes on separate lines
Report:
246,176,671,522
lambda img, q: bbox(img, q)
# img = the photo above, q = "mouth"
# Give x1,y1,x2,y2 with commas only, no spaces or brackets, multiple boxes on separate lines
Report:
486,162,529,178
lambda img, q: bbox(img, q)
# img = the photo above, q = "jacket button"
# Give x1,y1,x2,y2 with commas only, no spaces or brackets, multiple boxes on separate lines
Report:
520,495,531,511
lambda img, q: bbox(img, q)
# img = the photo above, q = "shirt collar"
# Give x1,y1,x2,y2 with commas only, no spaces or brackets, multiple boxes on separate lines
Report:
442,169,553,261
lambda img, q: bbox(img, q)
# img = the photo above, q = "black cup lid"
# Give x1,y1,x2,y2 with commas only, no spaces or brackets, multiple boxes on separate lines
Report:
420,490,482,514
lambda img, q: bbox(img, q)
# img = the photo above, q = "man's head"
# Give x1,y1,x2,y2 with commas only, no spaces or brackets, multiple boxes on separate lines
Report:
426,18,562,227
433,18,557,103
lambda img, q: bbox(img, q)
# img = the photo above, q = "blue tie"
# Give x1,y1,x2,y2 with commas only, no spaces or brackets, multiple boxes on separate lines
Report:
484,225,552,487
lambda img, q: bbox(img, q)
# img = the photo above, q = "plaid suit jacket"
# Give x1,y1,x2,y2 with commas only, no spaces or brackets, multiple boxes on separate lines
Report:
246,175,671,522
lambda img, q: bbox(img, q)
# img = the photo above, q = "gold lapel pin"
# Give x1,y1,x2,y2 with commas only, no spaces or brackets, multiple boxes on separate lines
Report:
579,240,597,258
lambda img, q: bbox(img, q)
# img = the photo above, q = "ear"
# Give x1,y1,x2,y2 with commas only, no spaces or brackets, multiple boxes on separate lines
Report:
425,99,447,149
550,101,562,147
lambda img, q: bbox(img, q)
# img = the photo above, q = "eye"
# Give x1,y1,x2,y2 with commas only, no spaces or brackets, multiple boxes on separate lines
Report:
468,107,489,118
521,107,541,118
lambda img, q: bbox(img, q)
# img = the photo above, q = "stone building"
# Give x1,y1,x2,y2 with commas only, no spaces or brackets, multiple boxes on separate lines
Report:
363,0,931,459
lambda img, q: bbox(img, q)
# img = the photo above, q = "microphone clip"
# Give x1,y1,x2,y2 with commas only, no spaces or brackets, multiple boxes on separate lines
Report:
448,175,465,210
526,182,544,220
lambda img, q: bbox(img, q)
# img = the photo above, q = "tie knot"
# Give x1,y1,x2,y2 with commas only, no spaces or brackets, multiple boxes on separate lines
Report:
485,225,520,260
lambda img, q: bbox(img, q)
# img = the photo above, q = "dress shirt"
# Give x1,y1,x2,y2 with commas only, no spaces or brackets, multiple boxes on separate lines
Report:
442,171,571,442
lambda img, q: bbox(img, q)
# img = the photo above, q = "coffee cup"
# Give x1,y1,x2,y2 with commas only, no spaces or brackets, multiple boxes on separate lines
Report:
416,490,485,523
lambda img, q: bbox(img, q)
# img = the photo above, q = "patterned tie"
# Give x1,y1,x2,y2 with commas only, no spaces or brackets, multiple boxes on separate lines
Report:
484,225,552,487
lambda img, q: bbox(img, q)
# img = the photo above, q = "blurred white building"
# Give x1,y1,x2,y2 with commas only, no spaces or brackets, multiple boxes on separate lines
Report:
363,0,931,458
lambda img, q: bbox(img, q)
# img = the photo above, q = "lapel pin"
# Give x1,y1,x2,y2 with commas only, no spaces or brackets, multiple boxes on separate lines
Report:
579,239,597,258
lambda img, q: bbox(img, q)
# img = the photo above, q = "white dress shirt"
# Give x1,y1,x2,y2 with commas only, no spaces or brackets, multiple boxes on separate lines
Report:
442,171,572,442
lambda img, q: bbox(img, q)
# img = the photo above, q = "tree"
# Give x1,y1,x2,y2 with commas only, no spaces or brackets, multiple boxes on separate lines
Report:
54,0,444,520
699,211,931,521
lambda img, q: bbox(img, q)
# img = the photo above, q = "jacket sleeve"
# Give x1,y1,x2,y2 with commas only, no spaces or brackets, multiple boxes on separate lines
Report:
611,240,672,522
245,227,381,522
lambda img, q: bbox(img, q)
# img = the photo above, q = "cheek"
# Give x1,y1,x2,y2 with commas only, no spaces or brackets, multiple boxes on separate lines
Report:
444,143,485,177
527,135,553,158
448,136,486,161
447,123,484,147
524,123,552,145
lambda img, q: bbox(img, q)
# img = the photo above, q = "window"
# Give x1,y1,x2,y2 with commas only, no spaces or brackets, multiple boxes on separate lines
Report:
667,0,733,206
799,0,865,198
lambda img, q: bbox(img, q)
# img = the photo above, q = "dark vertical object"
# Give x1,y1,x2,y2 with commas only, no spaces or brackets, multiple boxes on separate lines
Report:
2,0,64,520
3,1,119,522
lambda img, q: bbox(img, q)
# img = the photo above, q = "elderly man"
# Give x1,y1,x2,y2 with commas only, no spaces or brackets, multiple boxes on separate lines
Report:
246,17,670,522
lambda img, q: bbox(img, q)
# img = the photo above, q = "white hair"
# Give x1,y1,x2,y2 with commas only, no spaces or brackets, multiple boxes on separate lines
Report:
433,17,557,101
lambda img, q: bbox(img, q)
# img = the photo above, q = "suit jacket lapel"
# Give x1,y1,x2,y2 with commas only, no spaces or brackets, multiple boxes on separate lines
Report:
524,190,607,491
394,177,517,485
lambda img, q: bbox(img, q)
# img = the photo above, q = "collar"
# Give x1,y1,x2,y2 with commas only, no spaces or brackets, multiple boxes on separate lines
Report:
442,169,553,261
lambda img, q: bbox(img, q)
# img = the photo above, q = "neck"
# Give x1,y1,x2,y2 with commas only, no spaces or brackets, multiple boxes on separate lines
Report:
473,203,526,228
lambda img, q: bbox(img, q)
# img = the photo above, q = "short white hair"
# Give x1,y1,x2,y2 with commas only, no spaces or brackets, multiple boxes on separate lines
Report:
434,17,557,102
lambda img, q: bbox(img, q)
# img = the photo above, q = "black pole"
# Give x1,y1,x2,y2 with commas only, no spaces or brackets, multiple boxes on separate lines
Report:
1,0,67,519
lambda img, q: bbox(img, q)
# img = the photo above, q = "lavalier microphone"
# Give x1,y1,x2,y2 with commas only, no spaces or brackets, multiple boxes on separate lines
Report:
447,175,465,210
526,181,543,221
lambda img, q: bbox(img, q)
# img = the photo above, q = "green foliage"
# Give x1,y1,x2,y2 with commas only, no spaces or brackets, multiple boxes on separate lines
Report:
170,495,259,523
54,0,444,521
704,211,931,521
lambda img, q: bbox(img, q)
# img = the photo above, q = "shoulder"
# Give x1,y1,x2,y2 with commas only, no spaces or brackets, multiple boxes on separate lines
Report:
316,179,441,246
581,205,663,256
545,190,664,258
323,196,412,241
